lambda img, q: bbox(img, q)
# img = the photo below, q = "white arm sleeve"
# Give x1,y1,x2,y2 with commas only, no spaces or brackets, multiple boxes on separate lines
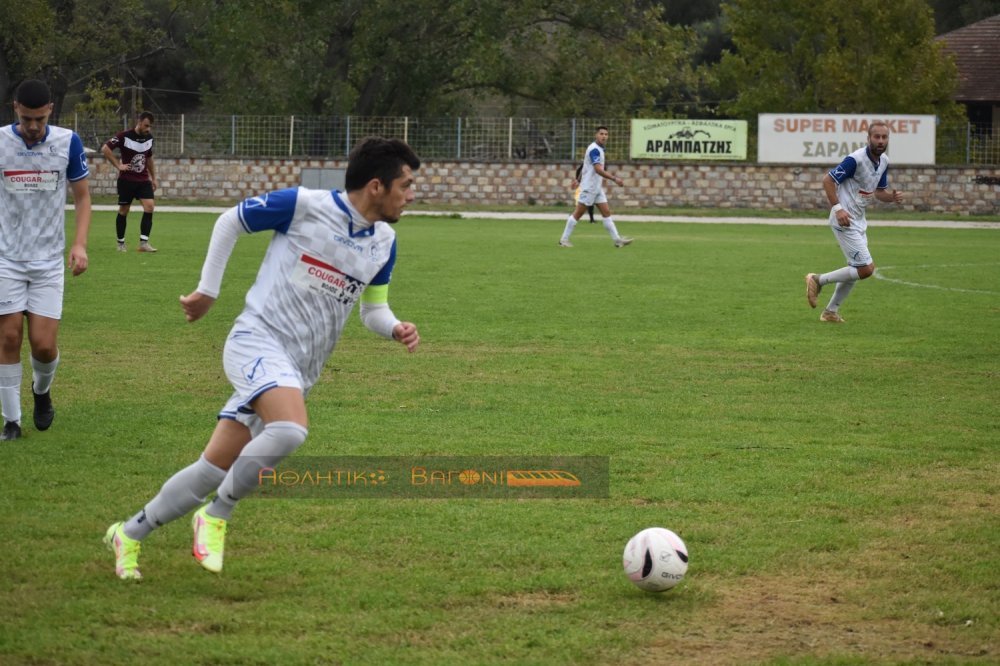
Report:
359,301,401,340
196,207,246,298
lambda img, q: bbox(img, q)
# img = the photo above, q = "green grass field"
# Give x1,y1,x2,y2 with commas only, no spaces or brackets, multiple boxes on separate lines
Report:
1,211,997,665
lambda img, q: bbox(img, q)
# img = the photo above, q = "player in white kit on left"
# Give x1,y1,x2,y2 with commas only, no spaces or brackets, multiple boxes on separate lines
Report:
105,137,421,580
0,79,91,441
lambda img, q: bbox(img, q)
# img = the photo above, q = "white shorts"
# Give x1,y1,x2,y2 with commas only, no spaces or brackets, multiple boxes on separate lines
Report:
830,223,873,267
219,329,305,431
0,257,64,318
577,189,608,207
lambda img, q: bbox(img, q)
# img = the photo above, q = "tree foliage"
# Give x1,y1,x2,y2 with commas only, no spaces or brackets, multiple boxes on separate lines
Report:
714,0,965,122
2,0,986,121
179,0,700,117
0,0,169,116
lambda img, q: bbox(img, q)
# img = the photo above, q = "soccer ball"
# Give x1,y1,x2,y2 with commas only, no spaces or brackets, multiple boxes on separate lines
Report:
622,527,689,592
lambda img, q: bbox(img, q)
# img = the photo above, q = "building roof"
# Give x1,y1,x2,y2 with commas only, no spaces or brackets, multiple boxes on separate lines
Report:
936,14,1000,102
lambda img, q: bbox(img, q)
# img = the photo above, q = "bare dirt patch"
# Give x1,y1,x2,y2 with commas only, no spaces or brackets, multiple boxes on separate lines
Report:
640,575,993,665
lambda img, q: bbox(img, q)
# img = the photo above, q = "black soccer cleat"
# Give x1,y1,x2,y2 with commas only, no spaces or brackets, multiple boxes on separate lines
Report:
33,390,55,431
1,420,21,441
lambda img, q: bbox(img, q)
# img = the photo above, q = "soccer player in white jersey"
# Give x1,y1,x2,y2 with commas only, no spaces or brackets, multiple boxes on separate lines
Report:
559,126,633,248
805,121,904,322
104,137,421,580
0,79,91,441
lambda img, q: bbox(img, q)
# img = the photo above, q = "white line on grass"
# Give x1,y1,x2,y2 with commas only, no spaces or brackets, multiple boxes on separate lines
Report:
75,205,1000,229
875,264,1000,295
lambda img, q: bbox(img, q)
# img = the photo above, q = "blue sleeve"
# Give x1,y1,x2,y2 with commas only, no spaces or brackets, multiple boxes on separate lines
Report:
828,156,857,184
369,239,397,286
877,167,889,189
587,147,602,165
67,133,89,182
236,187,299,233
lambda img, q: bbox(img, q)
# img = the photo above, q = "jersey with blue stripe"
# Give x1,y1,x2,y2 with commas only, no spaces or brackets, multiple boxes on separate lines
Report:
0,124,89,260
233,186,397,389
827,145,889,233
578,141,605,194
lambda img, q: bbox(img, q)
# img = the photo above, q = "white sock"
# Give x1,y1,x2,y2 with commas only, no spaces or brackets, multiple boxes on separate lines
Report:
826,281,857,312
0,362,22,424
31,352,59,395
561,215,578,242
602,217,620,241
209,421,309,520
125,454,228,540
819,266,859,285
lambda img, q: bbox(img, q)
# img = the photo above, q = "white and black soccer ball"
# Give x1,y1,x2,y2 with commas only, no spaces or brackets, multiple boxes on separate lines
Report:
622,527,689,592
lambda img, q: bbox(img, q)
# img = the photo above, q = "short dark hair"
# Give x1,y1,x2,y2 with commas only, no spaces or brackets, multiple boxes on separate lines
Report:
345,137,420,191
138,111,154,123
14,79,51,108
596,125,609,133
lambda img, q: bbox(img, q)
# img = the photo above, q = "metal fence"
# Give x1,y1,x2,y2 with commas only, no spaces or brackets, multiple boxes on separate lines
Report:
59,113,1000,165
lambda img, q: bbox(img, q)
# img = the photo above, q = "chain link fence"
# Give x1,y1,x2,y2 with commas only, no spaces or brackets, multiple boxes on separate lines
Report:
47,112,1000,166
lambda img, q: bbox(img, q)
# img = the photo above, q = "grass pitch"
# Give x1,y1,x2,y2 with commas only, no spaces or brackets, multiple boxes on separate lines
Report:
0,211,997,665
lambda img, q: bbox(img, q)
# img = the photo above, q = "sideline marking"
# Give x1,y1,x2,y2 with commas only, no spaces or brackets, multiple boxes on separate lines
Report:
875,263,1000,295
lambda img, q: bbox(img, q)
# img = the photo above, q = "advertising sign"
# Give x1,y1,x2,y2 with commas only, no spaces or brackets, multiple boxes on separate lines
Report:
757,114,936,164
630,119,748,160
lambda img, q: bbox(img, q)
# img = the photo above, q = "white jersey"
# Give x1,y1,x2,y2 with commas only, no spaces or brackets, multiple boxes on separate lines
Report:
827,145,889,233
228,187,397,389
0,124,89,260
578,141,605,194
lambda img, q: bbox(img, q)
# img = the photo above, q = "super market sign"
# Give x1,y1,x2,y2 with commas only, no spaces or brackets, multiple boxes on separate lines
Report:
757,114,936,165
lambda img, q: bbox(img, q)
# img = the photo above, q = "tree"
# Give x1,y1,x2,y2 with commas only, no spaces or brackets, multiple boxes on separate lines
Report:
0,0,171,118
179,0,700,117
714,0,964,122
0,0,55,105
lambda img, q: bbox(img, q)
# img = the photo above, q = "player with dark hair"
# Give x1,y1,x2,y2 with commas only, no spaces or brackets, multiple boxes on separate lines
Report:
559,126,631,248
0,79,91,441
102,111,158,252
105,137,421,580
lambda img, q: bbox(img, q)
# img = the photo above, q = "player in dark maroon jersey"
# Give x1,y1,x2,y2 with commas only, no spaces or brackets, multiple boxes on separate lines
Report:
101,112,158,252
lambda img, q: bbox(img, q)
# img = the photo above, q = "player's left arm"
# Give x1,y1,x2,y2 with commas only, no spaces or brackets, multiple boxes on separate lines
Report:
68,177,91,276
67,133,91,276
874,170,903,204
359,240,419,352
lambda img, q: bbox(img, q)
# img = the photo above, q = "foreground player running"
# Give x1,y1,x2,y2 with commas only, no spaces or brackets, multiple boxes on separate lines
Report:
105,137,421,579
805,121,904,322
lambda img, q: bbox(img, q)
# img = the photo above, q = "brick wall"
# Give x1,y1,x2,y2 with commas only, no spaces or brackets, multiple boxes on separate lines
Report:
86,157,1000,215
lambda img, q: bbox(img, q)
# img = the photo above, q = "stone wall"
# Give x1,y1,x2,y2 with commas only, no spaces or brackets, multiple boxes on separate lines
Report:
85,157,1000,215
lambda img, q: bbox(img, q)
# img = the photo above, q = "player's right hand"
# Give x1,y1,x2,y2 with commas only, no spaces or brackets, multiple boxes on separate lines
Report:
835,209,851,227
179,291,216,322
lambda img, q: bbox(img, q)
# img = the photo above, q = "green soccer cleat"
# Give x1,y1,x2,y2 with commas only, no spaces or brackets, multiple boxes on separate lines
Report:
192,505,227,573
104,522,142,581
